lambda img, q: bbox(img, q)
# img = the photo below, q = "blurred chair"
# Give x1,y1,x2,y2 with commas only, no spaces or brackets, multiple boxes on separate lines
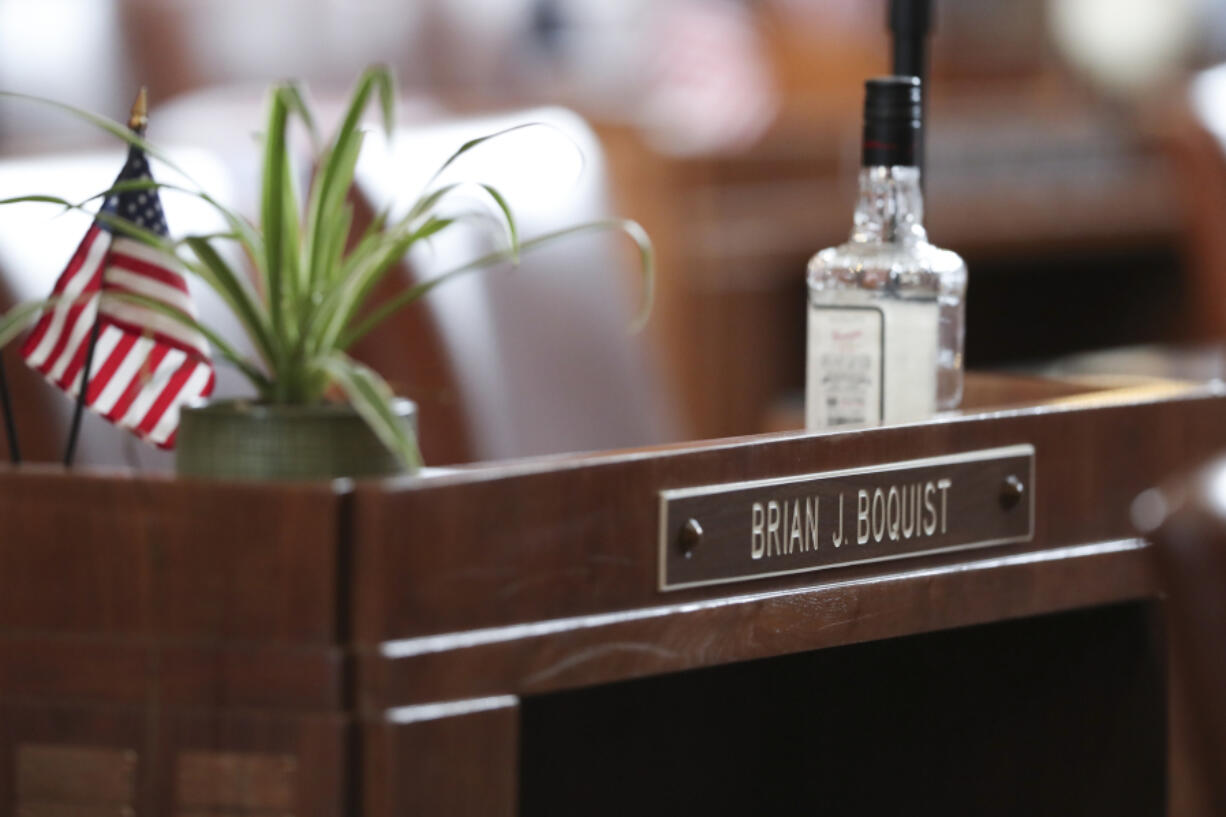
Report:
0,92,677,468
1136,460,1226,815
1166,63,1226,341
348,106,678,464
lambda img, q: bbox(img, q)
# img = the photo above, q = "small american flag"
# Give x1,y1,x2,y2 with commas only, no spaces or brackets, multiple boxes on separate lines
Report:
20,145,214,449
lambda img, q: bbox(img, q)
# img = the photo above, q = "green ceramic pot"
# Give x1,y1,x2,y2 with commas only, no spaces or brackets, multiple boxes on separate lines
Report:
175,398,418,481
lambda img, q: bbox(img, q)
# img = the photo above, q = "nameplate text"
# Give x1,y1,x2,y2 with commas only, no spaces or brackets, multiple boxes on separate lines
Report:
658,445,1034,591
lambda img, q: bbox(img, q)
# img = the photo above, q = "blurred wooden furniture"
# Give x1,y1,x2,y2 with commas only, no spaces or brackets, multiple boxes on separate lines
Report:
1164,65,1226,343
1143,456,1226,816
345,107,678,466
0,474,350,815
603,89,1183,443
0,374,1222,814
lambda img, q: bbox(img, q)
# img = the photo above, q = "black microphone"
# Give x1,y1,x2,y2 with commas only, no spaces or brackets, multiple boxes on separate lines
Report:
888,0,933,80
887,0,933,190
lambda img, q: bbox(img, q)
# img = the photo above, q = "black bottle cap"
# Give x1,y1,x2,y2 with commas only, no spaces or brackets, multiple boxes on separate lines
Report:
862,76,922,167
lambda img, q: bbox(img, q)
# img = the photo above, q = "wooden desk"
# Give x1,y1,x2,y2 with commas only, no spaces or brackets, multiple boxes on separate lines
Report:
0,379,1221,814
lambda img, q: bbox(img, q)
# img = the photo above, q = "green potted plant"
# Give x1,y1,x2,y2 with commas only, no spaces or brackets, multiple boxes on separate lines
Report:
0,67,652,479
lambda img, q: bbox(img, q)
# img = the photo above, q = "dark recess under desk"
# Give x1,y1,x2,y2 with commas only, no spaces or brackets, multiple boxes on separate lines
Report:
520,601,1164,817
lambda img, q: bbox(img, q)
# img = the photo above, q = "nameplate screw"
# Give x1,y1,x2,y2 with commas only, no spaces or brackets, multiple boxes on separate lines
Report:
678,518,703,557
1000,475,1024,509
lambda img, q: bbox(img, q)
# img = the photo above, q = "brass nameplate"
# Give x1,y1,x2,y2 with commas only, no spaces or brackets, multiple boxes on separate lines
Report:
659,445,1034,591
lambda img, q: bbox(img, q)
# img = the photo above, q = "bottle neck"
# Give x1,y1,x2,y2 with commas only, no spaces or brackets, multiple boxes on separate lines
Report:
851,165,926,245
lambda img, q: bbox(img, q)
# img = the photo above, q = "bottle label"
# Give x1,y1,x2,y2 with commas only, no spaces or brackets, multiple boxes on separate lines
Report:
806,306,884,428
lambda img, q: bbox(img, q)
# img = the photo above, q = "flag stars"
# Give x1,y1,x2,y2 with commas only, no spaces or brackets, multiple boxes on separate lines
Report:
105,150,170,237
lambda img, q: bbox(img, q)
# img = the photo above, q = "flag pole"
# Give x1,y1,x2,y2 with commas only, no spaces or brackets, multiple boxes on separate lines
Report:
0,355,19,464
63,87,147,467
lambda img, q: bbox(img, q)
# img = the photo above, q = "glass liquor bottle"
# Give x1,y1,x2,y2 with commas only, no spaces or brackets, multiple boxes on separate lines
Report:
805,76,965,429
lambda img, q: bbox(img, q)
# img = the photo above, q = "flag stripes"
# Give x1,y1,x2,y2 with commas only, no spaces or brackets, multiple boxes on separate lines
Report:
109,247,190,293
24,226,109,368
99,298,208,357
20,145,215,450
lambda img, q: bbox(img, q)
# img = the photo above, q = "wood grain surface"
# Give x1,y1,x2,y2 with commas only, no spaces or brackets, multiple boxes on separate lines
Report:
0,471,350,815
0,380,1217,815
349,385,1221,815
350,386,1226,644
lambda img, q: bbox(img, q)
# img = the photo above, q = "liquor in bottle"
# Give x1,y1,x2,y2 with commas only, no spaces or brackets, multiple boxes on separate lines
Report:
805,76,966,429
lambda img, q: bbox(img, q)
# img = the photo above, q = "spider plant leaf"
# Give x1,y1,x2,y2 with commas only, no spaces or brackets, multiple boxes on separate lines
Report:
326,215,451,321
280,80,320,152
0,194,267,335
94,210,177,253
310,64,390,223
70,178,265,269
399,181,518,262
340,218,654,348
0,92,264,262
301,66,390,299
0,91,198,185
73,177,198,211
260,84,292,347
403,182,457,223
0,195,161,253
92,211,284,367
182,236,275,367
376,67,396,140
477,184,518,263
317,216,455,352
306,129,364,288
321,201,354,289
303,70,385,289
321,352,421,469
318,203,392,320
100,290,270,392
279,150,304,335
0,296,69,349
174,231,244,245
407,122,557,218
336,205,390,281
0,195,273,343
614,218,654,333
0,193,78,210
287,200,352,365
330,65,396,148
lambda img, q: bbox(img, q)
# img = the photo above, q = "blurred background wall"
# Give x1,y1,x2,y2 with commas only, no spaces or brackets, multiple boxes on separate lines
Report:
4,0,1226,457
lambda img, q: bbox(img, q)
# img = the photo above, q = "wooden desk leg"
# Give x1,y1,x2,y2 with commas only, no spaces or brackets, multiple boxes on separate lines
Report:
363,696,519,816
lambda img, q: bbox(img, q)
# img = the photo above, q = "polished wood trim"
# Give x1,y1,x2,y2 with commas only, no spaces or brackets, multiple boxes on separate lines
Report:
358,538,1154,709
0,379,1213,813
362,698,518,817
0,470,352,813
350,387,1226,642
0,469,346,643
0,638,342,710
